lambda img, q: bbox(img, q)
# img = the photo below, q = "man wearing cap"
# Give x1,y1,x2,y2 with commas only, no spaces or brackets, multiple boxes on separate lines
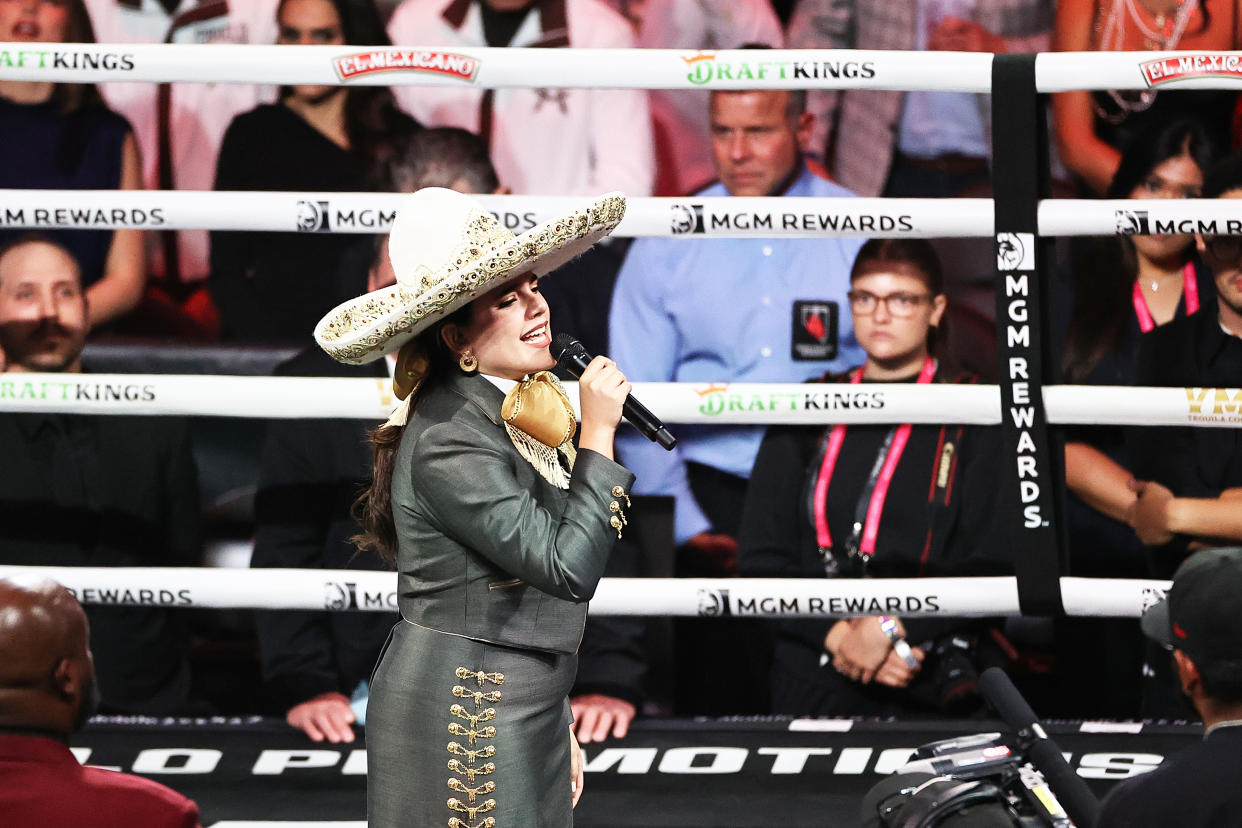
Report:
1095,546,1242,827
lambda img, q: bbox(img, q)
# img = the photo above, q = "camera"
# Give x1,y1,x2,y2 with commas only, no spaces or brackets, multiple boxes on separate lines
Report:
862,733,1075,828
924,635,984,715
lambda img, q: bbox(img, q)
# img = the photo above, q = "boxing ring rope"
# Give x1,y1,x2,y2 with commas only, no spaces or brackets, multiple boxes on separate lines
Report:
0,565,1167,620
2,45,1239,625
2,42,1239,93
2,191,1242,239
2,373,1241,429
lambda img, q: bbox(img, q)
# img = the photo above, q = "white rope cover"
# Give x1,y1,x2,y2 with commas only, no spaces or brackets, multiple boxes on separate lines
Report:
2,373,1241,428
5,191,1242,238
2,43,1240,95
0,44,992,91
0,566,1166,619
1035,50,1242,92
0,190,992,238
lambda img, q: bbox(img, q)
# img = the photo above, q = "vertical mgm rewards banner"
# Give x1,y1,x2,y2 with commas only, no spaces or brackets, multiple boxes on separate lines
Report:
991,55,1066,614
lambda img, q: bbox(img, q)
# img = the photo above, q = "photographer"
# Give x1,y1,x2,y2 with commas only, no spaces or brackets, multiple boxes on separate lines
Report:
1096,547,1242,827
738,240,1010,716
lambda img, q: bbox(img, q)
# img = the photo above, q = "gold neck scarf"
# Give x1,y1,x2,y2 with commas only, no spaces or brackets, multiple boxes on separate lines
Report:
501,371,577,488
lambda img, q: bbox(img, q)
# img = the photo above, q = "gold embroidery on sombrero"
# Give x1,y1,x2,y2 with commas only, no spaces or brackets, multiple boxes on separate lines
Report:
315,191,627,364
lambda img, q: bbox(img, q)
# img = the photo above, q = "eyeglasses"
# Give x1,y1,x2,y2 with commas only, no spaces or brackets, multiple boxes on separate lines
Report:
847,290,931,318
1203,235,1242,266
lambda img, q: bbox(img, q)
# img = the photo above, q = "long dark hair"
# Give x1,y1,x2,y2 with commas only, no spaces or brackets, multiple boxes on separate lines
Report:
277,0,420,186
352,305,473,562
1061,118,1216,382
46,0,105,115
849,238,948,357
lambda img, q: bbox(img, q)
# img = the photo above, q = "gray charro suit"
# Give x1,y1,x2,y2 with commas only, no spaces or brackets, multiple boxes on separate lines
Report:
366,370,634,827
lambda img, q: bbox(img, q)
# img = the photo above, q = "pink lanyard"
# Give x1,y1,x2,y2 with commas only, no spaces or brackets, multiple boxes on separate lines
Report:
813,357,937,562
1132,262,1200,333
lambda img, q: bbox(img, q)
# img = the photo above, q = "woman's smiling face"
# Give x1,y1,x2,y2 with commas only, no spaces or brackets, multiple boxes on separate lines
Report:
447,274,555,381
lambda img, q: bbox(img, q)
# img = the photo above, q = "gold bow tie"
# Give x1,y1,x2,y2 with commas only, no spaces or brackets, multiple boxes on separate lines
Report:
501,370,576,448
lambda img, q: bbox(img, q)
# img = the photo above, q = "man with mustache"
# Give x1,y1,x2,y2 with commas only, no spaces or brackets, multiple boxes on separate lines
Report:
0,575,200,826
0,236,202,715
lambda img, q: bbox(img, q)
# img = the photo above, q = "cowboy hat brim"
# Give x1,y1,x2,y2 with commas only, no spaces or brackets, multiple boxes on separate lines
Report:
314,192,626,365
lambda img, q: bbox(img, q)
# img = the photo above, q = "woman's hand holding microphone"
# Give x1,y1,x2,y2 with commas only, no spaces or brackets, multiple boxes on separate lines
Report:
576,356,630,460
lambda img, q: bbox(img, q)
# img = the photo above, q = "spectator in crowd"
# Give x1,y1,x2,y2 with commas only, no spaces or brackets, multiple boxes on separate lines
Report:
788,0,1053,198
387,0,655,197
251,233,396,744
82,0,280,329
0,575,200,827
1130,154,1242,559
738,239,1007,716
1124,153,1242,716
1053,0,1240,195
1051,118,1217,717
0,0,145,328
619,0,785,196
609,84,865,713
1128,154,1242,553
0,236,201,714
257,126,645,743
211,0,420,343
1096,547,1242,827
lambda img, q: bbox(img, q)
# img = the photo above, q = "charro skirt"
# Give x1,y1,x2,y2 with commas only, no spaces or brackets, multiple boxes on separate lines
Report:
366,619,577,827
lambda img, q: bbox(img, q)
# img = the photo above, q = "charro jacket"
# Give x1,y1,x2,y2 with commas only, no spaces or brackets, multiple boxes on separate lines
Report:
392,370,635,655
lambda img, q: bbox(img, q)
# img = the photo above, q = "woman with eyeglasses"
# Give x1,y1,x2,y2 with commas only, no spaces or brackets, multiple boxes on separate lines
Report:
737,239,1008,717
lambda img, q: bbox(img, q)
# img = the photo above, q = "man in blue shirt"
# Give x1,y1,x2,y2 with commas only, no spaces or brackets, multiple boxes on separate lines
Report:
609,85,866,713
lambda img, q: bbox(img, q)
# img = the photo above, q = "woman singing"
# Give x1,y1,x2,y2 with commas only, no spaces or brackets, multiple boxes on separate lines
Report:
313,187,633,826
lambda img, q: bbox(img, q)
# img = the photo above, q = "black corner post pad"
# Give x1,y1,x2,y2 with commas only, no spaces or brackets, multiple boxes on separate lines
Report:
990,54,1067,616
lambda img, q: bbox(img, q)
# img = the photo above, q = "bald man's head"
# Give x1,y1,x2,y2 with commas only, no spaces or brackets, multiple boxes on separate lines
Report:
0,576,98,735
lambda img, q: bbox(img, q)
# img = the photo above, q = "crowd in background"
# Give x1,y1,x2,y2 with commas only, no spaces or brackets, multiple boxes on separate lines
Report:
2,0,1242,741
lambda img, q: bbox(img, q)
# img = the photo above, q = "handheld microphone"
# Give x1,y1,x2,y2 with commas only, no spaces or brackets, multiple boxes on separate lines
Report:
552,333,677,451
978,667,1100,828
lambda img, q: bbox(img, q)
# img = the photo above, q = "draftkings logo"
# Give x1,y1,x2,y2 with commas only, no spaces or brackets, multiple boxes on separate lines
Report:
681,51,875,86
1114,209,1150,235
0,49,134,71
670,203,705,235
693,383,884,418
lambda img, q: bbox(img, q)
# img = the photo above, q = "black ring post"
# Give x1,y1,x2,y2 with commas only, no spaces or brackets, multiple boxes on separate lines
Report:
991,54,1067,616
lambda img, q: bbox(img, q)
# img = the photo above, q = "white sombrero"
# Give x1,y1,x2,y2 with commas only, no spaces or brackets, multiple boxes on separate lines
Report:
314,187,626,364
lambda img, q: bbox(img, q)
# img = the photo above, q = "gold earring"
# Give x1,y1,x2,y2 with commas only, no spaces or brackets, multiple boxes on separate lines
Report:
459,351,478,373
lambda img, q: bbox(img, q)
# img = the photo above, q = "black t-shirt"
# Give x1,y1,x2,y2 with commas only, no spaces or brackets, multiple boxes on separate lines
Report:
210,104,416,343
1132,308,1242,575
0,408,200,714
1097,724,1242,828
736,367,1009,714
